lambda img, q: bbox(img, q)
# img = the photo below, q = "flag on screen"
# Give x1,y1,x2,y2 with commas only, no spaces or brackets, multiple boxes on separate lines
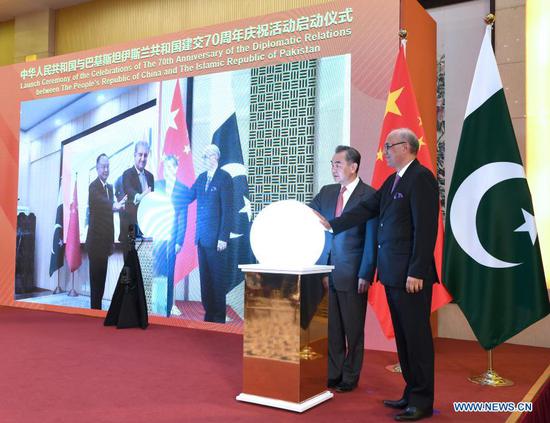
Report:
160,79,198,282
370,40,452,338
49,183,65,277
66,180,82,272
443,25,549,350
210,72,252,293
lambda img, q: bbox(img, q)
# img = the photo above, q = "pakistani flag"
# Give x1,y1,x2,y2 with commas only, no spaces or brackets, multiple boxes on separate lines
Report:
49,183,64,277
444,25,550,350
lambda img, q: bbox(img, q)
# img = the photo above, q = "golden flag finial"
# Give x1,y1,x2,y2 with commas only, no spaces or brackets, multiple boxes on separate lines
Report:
484,13,495,26
399,29,408,40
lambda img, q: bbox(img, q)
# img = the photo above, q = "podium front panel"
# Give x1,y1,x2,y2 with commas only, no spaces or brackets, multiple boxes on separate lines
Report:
242,272,328,403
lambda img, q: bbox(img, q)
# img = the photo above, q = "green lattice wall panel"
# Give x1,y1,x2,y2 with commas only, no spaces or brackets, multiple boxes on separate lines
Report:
249,60,317,216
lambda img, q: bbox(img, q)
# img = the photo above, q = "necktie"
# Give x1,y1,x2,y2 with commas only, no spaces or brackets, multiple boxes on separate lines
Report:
205,175,212,192
139,172,148,192
104,184,109,199
334,186,347,217
391,174,401,193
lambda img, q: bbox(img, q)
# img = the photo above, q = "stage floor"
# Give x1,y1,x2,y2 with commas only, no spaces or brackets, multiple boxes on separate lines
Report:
0,306,547,422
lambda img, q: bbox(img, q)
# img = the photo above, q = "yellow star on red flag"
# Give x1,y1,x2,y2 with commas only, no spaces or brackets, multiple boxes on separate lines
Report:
418,136,426,150
384,87,404,117
376,149,384,161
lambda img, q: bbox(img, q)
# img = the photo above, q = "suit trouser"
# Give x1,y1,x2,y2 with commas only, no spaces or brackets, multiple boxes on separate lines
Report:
328,285,368,384
89,251,108,310
385,283,434,410
197,243,227,323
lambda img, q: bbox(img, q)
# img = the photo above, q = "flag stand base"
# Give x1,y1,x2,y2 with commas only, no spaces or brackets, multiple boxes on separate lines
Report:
385,362,402,373
52,270,64,294
67,273,79,297
468,350,513,387
468,369,513,387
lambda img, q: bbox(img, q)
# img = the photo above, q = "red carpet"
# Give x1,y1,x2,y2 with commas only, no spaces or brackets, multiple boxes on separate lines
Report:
174,300,243,326
0,306,547,422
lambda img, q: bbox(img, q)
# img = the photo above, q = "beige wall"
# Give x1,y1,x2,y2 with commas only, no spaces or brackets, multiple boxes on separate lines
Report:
0,20,15,65
496,0,525,161
14,9,55,62
55,0,332,55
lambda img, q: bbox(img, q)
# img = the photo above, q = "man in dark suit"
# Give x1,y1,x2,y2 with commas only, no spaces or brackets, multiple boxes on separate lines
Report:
119,141,155,246
319,128,439,421
154,154,189,317
86,154,126,310
310,146,378,393
186,144,232,323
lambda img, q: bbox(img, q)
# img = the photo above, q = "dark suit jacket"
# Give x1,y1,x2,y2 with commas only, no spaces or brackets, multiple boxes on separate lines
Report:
119,166,154,241
86,177,114,256
188,168,232,248
310,180,378,291
330,160,439,288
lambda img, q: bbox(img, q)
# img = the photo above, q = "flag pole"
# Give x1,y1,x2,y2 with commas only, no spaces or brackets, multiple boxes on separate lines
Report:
468,349,513,386
52,269,64,294
67,172,79,297
465,13,512,388
67,272,78,297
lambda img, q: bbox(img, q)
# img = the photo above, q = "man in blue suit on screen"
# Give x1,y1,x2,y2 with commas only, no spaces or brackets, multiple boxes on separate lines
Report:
187,144,233,323
310,145,378,393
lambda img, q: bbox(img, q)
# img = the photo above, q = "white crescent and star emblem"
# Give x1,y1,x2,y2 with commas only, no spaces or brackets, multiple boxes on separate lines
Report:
221,163,252,240
221,163,247,178
450,162,537,269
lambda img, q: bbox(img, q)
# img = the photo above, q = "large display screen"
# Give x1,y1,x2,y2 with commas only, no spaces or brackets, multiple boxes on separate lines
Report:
2,0,400,332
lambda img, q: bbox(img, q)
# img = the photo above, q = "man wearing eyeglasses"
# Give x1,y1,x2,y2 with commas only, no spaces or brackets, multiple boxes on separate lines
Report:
186,144,232,323
86,154,126,310
317,128,439,421
309,145,378,393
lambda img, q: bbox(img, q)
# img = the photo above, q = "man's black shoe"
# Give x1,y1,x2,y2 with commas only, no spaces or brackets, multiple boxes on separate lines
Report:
394,406,433,421
335,382,357,393
327,378,341,389
383,398,408,409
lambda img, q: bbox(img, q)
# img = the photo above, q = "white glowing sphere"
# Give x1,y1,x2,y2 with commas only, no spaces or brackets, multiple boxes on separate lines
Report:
137,191,174,241
250,200,326,267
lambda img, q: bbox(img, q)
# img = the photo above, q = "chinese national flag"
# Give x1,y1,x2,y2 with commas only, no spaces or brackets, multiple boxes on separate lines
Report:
369,42,453,338
65,181,82,272
160,79,198,281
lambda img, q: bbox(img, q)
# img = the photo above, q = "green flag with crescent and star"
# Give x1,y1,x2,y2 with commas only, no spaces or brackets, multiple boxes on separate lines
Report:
443,24,550,350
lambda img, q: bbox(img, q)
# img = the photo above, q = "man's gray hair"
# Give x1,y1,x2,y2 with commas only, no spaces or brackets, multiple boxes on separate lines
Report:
389,128,419,155
134,140,150,154
204,144,221,160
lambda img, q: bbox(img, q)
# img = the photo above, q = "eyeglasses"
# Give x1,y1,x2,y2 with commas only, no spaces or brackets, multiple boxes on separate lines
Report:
384,141,406,151
330,161,345,169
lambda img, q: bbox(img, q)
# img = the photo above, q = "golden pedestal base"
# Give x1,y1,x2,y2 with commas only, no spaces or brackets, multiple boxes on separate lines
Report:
238,264,334,411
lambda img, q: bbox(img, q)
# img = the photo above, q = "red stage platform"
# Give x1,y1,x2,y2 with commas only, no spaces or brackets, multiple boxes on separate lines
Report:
0,306,547,422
